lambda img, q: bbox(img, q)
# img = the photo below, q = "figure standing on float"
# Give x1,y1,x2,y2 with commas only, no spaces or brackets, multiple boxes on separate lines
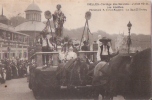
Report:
38,31,54,65
53,4,66,37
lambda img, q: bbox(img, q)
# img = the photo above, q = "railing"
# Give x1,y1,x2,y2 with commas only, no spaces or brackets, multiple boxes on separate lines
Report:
34,52,59,67
32,51,98,67
78,51,97,62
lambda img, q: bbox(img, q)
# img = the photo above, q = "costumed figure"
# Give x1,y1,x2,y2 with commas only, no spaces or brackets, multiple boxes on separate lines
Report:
97,35,102,61
81,40,89,51
66,46,77,60
81,40,92,63
73,40,80,51
59,37,74,62
53,4,66,37
38,31,54,65
98,37,113,62
94,37,113,77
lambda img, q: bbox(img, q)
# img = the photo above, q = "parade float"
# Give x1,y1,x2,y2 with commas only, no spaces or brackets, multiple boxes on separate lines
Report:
28,5,151,100
28,5,101,99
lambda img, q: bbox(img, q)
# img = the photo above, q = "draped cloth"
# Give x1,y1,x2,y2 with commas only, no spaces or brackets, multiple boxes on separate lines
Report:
33,58,77,89
56,58,89,86
33,67,59,89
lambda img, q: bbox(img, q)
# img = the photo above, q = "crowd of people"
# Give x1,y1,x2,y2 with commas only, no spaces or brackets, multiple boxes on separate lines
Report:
0,58,31,84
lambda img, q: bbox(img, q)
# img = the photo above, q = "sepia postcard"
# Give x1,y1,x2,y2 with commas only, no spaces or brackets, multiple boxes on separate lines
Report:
0,0,151,100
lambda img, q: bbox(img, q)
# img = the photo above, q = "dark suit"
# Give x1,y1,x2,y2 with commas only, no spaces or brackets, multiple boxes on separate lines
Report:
39,37,50,65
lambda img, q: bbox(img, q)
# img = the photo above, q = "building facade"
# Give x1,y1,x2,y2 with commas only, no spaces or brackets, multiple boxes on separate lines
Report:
15,2,54,57
0,23,29,60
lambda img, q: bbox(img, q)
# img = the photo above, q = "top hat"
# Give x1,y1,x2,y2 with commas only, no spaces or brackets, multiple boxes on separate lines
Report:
99,37,111,42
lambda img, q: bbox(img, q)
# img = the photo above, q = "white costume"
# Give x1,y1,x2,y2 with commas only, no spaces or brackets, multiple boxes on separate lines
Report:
59,46,77,61
66,51,77,60
97,35,102,61
38,34,54,48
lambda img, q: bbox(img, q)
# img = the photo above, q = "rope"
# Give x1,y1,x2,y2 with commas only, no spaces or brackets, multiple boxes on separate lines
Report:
86,20,93,35
79,20,87,50
87,21,89,43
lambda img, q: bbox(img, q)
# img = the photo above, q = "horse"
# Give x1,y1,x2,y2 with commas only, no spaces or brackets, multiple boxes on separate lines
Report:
128,48,151,99
99,48,151,99
104,54,132,99
91,54,133,99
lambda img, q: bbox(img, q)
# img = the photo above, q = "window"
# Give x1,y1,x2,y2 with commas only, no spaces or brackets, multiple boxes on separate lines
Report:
33,13,34,20
34,13,36,20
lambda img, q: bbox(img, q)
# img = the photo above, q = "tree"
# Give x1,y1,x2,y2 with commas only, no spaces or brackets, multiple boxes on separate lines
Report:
8,16,27,27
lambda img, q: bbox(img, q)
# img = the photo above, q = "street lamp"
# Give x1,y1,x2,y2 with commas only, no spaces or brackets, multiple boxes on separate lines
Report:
127,21,132,53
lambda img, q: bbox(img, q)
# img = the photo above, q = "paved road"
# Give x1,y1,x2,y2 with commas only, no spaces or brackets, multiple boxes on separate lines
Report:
0,78,125,100
0,78,35,100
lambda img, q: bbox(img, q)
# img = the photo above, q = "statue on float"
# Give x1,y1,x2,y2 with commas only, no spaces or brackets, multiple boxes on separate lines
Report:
53,4,66,38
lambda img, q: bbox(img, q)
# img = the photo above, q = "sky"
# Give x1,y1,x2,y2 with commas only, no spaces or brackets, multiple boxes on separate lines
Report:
0,0,151,35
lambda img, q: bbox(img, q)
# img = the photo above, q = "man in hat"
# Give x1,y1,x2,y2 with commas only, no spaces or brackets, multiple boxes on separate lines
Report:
81,40,89,51
38,31,54,65
98,37,113,62
93,37,115,83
